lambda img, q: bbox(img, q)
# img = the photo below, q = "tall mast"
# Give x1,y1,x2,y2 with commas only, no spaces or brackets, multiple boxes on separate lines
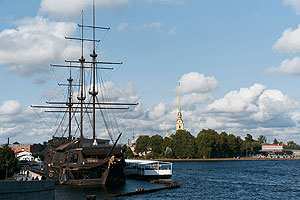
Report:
78,10,85,138
67,70,73,140
90,0,98,140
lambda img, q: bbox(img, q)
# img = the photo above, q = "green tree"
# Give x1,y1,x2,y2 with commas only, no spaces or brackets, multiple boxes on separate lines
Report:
135,135,150,153
162,137,174,158
227,134,240,157
33,150,45,161
251,142,262,154
245,134,254,143
172,130,196,158
287,141,297,146
196,129,218,158
149,135,163,155
164,147,173,158
273,138,279,144
257,135,267,144
0,145,19,180
241,134,261,156
145,152,159,159
123,146,134,158
283,150,293,155
216,132,230,158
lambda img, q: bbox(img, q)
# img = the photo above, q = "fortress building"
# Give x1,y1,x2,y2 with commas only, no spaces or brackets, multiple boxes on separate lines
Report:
176,81,184,131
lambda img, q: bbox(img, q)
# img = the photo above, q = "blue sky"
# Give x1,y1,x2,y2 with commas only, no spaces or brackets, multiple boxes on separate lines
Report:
1,0,300,144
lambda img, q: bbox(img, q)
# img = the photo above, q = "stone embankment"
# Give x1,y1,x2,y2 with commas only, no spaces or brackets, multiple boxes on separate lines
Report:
0,180,55,200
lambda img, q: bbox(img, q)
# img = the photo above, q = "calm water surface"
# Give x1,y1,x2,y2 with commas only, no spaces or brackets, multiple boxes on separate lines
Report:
55,160,300,199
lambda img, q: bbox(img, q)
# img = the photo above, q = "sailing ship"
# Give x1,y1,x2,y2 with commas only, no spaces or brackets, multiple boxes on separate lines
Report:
32,1,137,187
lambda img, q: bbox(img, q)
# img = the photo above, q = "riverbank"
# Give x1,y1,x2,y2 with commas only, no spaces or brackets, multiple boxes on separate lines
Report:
156,157,300,162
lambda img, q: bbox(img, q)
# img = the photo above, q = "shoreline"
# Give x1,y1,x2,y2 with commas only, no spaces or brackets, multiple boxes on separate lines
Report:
155,157,300,162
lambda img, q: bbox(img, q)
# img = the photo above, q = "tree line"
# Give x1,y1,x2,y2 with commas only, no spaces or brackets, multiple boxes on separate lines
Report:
124,129,271,159
0,144,19,180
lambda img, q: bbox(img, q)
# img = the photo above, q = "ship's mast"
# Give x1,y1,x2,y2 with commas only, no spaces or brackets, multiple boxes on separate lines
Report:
67,70,73,140
91,0,97,140
78,11,85,138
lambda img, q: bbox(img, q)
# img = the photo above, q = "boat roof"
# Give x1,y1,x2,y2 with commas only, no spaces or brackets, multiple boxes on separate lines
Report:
55,140,75,151
125,159,172,165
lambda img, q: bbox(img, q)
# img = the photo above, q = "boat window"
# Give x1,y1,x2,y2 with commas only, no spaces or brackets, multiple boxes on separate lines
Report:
159,164,171,170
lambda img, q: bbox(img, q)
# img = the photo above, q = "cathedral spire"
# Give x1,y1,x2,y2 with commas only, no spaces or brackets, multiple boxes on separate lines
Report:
176,81,184,131
178,81,181,112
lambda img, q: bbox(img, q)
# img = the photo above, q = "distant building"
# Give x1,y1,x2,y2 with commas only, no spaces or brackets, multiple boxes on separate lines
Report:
9,143,44,154
16,151,34,161
176,81,184,131
10,145,31,153
261,144,285,152
260,143,300,156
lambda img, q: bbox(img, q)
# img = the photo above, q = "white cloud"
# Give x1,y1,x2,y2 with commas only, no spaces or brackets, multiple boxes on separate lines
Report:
283,0,300,15
167,72,218,111
265,57,300,75
0,16,80,76
147,0,185,4
141,22,163,32
39,0,132,19
273,25,300,54
205,83,299,127
206,83,265,113
149,103,167,120
173,93,213,110
2,80,300,144
0,100,22,115
39,0,186,19
130,22,176,35
179,72,218,94
0,81,141,143
252,89,299,121
168,26,176,35
118,22,128,32
96,81,139,103
42,88,64,100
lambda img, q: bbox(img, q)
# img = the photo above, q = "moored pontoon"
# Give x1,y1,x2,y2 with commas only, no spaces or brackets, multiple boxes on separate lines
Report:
125,159,172,179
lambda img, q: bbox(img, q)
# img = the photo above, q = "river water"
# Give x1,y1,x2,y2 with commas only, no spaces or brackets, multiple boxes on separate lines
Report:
55,160,300,199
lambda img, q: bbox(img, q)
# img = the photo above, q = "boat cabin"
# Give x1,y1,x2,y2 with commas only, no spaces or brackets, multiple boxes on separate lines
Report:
125,159,172,179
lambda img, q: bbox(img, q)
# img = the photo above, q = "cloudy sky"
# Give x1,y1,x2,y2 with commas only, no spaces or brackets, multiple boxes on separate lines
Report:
1,0,300,144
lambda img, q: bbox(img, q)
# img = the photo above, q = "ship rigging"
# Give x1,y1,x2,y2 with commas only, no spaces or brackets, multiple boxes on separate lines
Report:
31,0,138,186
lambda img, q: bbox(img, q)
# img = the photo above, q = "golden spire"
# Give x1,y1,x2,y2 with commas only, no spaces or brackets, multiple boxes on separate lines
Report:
166,130,170,138
178,81,181,112
176,81,183,130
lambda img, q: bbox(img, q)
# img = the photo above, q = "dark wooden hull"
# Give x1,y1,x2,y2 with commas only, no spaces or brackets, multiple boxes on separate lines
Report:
44,138,126,187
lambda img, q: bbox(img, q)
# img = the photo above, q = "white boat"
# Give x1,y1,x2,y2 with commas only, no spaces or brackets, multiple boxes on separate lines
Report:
125,159,172,179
